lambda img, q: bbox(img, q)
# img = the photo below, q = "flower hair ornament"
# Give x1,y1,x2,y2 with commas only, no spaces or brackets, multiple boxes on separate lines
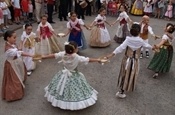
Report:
64,42,75,50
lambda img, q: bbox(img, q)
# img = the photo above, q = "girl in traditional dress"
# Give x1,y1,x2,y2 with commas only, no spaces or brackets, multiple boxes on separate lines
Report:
104,24,154,98
37,15,62,56
144,0,153,16
19,24,37,76
130,0,144,16
42,41,106,110
112,4,132,43
148,23,175,78
63,11,89,50
89,8,111,47
164,1,173,20
2,30,33,101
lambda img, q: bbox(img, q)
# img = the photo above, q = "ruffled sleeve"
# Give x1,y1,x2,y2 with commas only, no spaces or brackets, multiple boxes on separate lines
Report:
113,37,128,55
162,34,169,40
6,48,23,58
78,19,85,25
47,22,54,31
67,22,71,29
54,51,65,59
78,55,89,65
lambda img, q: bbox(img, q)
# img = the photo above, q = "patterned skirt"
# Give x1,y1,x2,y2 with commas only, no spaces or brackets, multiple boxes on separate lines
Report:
44,70,98,110
148,45,173,73
89,26,111,47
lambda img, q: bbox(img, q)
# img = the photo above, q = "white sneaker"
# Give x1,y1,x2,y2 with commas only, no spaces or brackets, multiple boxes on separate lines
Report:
116,91,126,99
152,73,158,79
27,71,32,76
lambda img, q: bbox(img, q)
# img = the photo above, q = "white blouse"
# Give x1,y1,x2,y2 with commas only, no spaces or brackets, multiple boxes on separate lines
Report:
94,14,106,22
54,51,89,71
117,11,129,21
113,36,152,55
67,19,85,29
5,43,23,60
162,34,174,45
21,31,36,41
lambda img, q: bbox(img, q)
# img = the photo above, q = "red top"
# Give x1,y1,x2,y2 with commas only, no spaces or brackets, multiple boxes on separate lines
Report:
47,0,54,5
21,0,29,12
70,22,81,36
40,26,52,39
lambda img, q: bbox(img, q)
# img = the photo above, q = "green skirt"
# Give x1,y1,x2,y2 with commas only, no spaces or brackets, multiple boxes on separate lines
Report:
44,70,98,110
148,46,173,73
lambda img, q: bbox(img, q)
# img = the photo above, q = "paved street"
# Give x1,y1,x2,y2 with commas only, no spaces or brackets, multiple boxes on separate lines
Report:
0,14,175,115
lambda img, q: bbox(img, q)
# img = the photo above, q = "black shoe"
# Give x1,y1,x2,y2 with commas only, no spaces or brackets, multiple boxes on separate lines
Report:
60,19,62,21
146,51,149,58
37,22,40,24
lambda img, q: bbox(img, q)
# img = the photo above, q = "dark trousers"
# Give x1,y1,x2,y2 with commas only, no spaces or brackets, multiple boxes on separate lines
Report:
9,6,14,21
67,0,72,12
86,2,91,16
58,4,67,20
47,4,54,22
97,0,101,10
75,2,85,19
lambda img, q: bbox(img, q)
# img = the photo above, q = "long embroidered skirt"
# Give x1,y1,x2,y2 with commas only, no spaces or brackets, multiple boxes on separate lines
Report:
148,46,173,73
68,31,87,50
44,70,98,110
89,26,111,47
118,56,139,92
114,23,130,43
2,59,27,101
40,35,62,56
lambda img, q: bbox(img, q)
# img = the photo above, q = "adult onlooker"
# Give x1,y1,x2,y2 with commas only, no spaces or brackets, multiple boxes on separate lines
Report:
5,0,13,24
11,0,21,24
21,0,29,23
47,0,55,23
75,0,86,20
154,0,165,18
170,0,175,18
58,0,68,21
35,0,42,24
86,0,92,16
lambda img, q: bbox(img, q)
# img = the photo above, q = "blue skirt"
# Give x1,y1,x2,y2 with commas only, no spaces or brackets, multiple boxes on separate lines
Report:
68,31,87,50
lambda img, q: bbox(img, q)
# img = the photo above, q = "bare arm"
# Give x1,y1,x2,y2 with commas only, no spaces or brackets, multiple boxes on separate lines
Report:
156,39,166,48
21,52,33,57
63,29,71,37
42,54,55,59
89,58,101,63
105,21,111,26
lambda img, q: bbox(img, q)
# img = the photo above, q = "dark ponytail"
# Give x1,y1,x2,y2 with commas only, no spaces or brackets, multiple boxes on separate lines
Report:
65,41,78,54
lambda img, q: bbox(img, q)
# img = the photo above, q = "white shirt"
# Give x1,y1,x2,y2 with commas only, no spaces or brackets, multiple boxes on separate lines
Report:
0,2,8,15
21,31,36,41
67,19,84,29
37,22,54,32
113,36,152,54
54,51,89,71
11,0,20,9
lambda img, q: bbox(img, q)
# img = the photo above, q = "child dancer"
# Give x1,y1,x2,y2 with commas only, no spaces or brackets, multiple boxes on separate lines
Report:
139,15,156,58
148,23,175,78
164,1,173,20
64,12,90,50
104,24,154,98
143,0,153,16
63,11,89,50
112,4,132,43
20,24,37,76
37,15,62,56
89,8,111,47
43,41,106,110
2,30,33,101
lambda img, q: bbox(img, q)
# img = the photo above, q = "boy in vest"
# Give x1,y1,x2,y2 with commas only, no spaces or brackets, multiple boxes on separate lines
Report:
139,15,156,58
